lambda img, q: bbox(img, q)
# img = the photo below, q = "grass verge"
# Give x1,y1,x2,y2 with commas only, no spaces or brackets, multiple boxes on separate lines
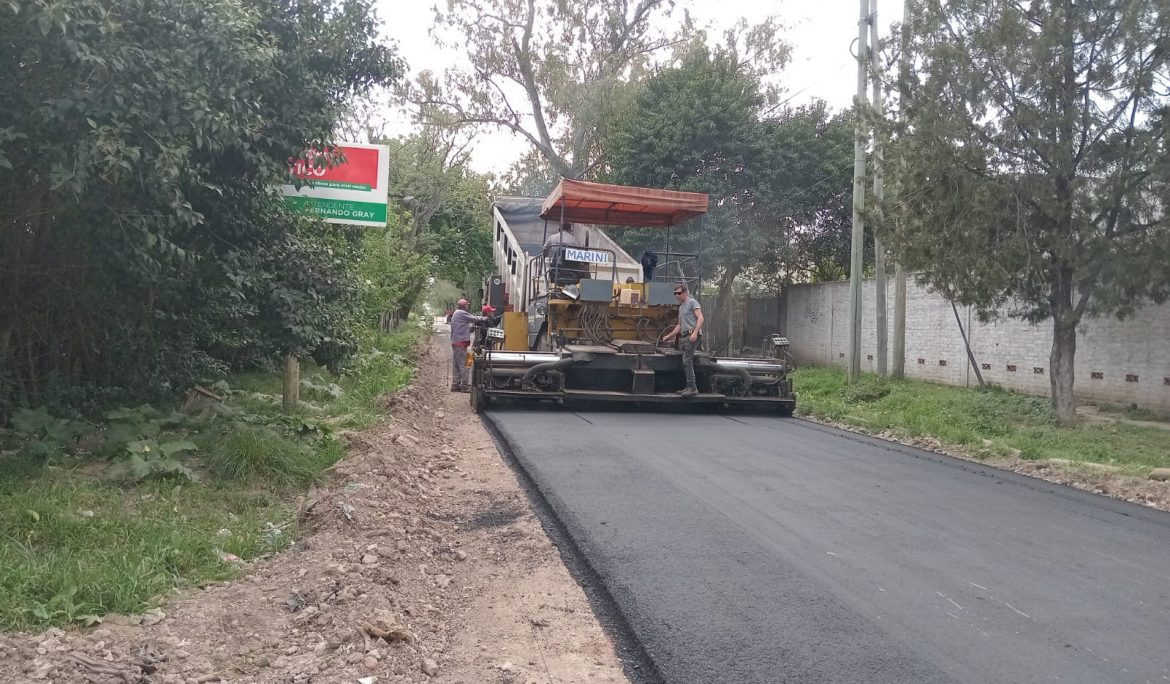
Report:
228,328,420,431
793,366,1170,473
0,325,426,632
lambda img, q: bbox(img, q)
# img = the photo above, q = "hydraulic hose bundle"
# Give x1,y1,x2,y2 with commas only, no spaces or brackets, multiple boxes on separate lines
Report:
577,302,613,344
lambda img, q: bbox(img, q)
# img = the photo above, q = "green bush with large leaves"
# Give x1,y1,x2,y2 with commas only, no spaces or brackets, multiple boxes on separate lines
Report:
0,0,402,417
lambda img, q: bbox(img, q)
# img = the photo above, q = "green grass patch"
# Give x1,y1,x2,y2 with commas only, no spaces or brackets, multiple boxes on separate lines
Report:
200,426,343,488
793,366,1170,472
322,329,422,429
222,328,424,433
0,323,425,631
0,458,291,631
1096,403,1161,422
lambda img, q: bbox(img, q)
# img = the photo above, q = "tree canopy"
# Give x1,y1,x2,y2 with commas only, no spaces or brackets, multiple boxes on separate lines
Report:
886,0,1170,422
415,0,787,179
604,45,855,351
376,131,494,325
0,0,402,415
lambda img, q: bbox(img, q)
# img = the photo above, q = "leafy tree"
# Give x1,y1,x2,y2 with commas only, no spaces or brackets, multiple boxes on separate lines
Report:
384,130,473,239
886,0,1170,424
377,131,493,325
428,173,494,296
355,218,432,333
605,46,855,352
424,279,466,317
605,45,763,350
745,106,857,289
0,0,401,416
416,0,673,177
415,0,787,178
499,149,562,197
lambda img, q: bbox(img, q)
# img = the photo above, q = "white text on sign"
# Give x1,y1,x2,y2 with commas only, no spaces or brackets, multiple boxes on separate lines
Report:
564,248,611,264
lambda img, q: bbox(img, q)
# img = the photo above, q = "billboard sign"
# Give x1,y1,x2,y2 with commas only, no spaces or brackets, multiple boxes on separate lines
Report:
282,143,390,227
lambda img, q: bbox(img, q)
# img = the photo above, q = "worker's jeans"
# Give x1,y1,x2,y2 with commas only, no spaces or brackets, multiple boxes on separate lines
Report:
680,333,700,389
451,344,469,387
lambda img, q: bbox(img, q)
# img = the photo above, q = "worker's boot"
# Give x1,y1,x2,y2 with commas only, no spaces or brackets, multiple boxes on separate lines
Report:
679,385,698,398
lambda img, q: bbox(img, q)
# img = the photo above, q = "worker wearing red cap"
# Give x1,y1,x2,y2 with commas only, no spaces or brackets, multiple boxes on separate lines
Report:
473,305,501,349
449,299,488,392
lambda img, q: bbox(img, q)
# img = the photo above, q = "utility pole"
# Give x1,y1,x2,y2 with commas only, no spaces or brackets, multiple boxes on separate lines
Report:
869,0,887,378
892,0,912,380
848,0,870,383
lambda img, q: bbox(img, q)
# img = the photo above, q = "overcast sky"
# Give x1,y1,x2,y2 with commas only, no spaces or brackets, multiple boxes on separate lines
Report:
373,0,904,175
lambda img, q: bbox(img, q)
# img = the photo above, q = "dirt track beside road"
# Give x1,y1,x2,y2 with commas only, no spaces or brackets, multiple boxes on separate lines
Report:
0,330,632,684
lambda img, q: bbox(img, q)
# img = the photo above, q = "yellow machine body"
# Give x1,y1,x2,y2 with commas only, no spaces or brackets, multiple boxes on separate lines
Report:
502,311,528,351
543,282,677,347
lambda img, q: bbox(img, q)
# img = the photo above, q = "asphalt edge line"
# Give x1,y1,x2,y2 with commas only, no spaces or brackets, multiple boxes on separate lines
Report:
782,415,1170,527
479,412,666,684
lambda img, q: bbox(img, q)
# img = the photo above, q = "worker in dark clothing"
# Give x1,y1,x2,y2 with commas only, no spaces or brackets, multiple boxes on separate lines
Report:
473,305,504,349
640,251,658,281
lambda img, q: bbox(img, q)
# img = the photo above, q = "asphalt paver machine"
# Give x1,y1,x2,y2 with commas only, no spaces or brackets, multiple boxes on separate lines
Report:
469,179,796,415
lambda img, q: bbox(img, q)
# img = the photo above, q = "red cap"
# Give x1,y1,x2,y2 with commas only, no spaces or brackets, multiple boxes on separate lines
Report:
481,305,495,315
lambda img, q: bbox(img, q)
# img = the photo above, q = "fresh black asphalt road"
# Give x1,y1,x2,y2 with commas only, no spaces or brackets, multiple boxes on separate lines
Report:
487,409,1170,684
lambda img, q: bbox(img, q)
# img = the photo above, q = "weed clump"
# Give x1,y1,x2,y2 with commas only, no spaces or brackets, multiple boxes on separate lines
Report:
842,378,892,403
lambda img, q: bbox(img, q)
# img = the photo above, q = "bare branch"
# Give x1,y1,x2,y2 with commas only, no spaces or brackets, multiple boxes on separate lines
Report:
510,0,572,176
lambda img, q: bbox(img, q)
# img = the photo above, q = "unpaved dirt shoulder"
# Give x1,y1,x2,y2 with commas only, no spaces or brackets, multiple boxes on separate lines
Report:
0,331,632,684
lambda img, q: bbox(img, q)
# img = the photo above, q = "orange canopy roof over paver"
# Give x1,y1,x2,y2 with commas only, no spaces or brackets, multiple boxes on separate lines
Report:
540,179,708,228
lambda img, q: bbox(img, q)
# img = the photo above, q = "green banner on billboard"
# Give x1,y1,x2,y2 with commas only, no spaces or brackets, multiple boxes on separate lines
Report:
283,197,387,225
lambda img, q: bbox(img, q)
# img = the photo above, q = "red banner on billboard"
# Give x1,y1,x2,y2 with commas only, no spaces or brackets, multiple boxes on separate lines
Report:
290,146,381,190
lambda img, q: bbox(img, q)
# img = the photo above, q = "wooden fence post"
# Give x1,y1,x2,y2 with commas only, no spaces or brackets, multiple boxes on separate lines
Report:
282,352,300,409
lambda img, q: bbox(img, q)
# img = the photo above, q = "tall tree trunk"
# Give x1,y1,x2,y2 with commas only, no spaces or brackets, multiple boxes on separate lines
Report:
1049,312,1077,426
710,261,744,355
1045,0,1079,427
395,304,411,328
0,322,12,424
0,323,11,371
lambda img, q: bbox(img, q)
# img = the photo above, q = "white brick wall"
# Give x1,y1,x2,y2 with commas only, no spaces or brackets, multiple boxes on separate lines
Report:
785,282,840,368
783,278,1170,416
